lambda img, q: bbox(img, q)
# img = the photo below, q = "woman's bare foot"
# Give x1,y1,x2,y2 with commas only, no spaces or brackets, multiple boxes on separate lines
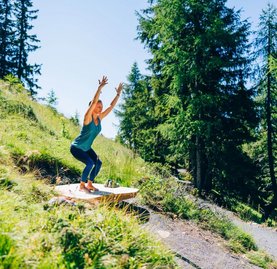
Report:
79,183,91,193
86,181,99,191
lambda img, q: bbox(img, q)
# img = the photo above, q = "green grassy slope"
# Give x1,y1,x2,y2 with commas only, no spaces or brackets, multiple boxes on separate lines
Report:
0,79,147,186
0,79,177,268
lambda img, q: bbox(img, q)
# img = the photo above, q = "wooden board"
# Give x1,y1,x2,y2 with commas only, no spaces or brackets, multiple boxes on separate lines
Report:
54,183,139,203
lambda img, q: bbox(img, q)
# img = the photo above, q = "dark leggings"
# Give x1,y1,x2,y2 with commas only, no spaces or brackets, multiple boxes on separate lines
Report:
70,145,102,183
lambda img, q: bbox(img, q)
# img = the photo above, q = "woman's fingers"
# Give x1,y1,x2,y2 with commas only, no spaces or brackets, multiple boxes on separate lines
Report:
98,76,108,87
117,82,123,93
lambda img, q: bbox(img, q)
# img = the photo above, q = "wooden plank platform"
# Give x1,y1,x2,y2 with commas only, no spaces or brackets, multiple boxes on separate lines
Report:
54,183,139,203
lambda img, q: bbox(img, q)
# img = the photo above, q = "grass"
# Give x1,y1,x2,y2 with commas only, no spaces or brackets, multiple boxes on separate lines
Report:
209,190,276,227
232,202,263,223
0,80,147,186
230,201,276,227
209,191,267,225
0,168,177,268
246,250,277,269
0,233,22,269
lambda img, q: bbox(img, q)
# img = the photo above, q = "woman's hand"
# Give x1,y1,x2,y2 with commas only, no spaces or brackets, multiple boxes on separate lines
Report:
99,82,123,120
115,82,123,96
98,76,108,89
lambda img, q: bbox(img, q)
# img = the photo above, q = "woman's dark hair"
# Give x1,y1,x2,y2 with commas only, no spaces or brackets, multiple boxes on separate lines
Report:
89,100,102,106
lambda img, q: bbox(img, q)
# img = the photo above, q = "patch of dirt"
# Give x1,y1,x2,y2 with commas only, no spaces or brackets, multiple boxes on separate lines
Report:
12,150,80,184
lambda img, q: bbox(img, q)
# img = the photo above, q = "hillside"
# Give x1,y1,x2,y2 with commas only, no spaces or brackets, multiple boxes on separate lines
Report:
0,79,276,269
0,79,177,268
0,79,149,185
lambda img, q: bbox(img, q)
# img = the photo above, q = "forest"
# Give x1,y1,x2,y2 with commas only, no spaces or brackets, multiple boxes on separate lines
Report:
116,0,277,220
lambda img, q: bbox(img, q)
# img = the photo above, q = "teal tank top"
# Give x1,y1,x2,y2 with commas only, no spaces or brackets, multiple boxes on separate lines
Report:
71,117,101,151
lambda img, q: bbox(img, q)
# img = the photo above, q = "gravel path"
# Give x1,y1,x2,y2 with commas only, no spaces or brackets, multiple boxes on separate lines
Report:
124,199,261,269
143,208,261,269
200,200,277,260
175,180,277,260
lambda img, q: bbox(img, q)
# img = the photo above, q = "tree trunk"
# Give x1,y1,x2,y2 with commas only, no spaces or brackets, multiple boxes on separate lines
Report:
16,0,26,80
204,159,212,192
195,136,203,192
189,140,196,185
263,25,277,219
0,0,9,78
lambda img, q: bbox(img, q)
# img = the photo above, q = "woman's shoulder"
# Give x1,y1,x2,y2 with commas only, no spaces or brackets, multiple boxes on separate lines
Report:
83,119,93,127
83,113,93,126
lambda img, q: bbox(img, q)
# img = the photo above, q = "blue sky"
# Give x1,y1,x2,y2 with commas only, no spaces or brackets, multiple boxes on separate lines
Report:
30,0,271,139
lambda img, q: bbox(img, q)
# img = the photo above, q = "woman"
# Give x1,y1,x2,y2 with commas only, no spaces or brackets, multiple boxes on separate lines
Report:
70,76,123,192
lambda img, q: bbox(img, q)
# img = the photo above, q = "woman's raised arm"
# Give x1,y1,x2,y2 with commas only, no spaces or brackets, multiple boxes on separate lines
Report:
84,76,108,125
100,82,123,120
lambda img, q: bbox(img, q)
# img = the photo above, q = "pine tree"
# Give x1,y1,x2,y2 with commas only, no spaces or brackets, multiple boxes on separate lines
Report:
137,0,258,196
116,64,153,152
46,89,58,109
116,63,164,162
0,0,15,77
254,3,277,219
13,0,40,96
70,111,80,126
116,63,142,150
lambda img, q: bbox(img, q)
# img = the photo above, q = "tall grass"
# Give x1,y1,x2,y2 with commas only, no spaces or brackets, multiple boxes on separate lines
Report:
0,233,23,268
0,169,177,268
0,80,147,186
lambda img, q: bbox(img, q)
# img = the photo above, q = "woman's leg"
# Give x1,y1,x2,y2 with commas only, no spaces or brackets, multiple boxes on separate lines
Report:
70,145,95,183
87,148,102,182
85,149,102,191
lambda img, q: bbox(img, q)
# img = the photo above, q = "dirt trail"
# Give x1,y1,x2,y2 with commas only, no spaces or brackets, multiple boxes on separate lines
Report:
143,206,261,269
199,200,277,260
125,199,262,269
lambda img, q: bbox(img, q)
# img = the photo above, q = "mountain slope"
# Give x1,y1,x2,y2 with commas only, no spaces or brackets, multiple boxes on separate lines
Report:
0,79,177,268
1,79,276,269
0,79,146,186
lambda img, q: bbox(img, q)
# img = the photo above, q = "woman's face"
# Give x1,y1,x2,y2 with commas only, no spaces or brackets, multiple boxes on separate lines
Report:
93,102,103,114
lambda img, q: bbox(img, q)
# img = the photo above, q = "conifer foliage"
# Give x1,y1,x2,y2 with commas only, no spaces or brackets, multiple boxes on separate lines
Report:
118,0,263,207
116,63,162,162
0,0,40,95
0,0,14,77
254,4,277,219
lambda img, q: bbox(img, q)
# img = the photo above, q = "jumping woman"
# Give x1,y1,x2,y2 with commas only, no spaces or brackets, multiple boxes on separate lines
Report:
70,76,123,192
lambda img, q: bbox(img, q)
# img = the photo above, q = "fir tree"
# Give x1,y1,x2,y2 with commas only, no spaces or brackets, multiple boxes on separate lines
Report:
116,63,142,150
0,0,15,77
13,0,41,96
116,63,163,161
254,3,277,219
46,89,58,109
70,111,80,126
137,0,258,197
